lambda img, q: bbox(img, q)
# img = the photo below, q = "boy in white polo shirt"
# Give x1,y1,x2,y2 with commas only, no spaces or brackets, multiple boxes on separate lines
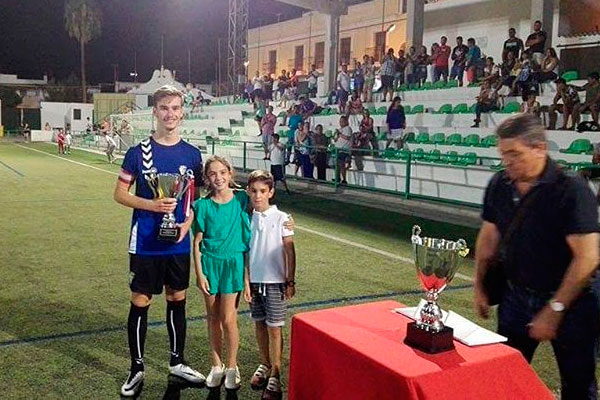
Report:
244,170,296,400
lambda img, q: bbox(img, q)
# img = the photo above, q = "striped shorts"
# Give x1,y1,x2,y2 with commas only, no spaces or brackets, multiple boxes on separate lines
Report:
249,283,287,327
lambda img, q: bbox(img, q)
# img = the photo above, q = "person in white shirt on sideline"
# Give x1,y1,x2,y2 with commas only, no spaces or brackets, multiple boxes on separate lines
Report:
334,115,352,185
336,64,351,114
267,134,290,194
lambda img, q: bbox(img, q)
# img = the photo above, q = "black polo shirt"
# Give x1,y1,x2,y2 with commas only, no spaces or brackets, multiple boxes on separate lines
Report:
482,158,599,293
526,30,546,54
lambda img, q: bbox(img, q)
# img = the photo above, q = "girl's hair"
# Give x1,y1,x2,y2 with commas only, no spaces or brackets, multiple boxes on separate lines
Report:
388,96,402,112
203,155,240,193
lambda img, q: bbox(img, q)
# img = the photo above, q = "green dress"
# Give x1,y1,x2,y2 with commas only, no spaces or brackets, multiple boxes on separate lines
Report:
192,190,251,295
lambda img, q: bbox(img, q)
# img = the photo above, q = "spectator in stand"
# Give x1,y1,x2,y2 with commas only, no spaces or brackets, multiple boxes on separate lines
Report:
300,95,319,120
354,61,364,98
311,124,329,181
482,57,501,85
263,74,274,101
415,45,430,86
572,72,600,129
362,55,375,102
472,81,499,128
333,116,352,185
511,52,533,96
337,63,351,114
386,96,406,150
520,92,541,119
260,105,277,160
352,113,373,171
296,121,313,178
533,48,560,83
277,70,288,100
286,106,303,164
525,20,547,67
500,51,518,89
548,78,580,130
450,36,469,87
502,28,524,63
360,109,377,156
465,38,482,84
267,134,290,194
307,64,319,98
243,80,253,103
347,91,364,117
405,46,417,85
289,69,299,100
429,43,439,83
380,48,397,102
433,36,451,83
252,71,264,104
395,50,406,88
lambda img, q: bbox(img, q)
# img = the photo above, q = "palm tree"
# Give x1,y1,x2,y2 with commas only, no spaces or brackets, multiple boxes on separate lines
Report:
64,0,102,103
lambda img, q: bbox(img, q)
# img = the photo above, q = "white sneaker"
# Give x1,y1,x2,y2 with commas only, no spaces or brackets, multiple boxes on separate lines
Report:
224,366,241,390
168,363,205,385
206,364,225,388
120,370,145,397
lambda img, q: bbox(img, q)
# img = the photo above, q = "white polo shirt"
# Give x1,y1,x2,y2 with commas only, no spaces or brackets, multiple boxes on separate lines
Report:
249,205,294,283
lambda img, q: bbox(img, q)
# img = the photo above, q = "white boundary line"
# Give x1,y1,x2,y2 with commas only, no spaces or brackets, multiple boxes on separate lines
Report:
16,144,474,282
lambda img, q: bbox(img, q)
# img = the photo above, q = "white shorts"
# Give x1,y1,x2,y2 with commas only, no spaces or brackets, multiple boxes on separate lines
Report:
388,128,404,140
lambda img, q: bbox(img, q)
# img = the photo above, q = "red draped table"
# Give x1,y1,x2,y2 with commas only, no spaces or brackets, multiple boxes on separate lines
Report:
288,300,553,400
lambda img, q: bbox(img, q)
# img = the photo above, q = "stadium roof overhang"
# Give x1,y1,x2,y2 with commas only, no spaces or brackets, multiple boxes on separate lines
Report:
274,0,348,15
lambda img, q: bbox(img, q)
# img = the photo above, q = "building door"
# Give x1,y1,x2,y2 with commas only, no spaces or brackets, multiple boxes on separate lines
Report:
340,37,351,65
374,31,386,62
268,50,277,74
314,42,325,69
294,45,304,71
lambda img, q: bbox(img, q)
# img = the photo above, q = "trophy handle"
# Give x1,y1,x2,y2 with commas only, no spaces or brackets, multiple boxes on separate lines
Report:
456,239,470,257
411,225,422,245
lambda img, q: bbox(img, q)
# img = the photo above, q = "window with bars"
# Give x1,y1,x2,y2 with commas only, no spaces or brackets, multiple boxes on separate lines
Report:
340,37,351,65
294,45,304,71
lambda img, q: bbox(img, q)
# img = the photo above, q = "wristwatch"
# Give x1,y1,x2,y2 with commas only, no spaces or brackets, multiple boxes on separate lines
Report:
549,299,565,312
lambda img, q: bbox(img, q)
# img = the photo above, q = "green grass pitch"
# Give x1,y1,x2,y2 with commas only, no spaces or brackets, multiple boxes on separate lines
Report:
0,142,584,399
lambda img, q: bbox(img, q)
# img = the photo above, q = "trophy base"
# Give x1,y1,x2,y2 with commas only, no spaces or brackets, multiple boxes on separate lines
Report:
404,322,455,354
158,227,180,242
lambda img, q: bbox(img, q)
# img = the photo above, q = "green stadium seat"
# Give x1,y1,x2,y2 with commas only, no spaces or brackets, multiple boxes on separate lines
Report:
452,103,469,114
278,111,286,118
368,106,377,115
415,132,430,144
446,133,463,146
561,70,579,82
377,131,387,141
560,139,593,154
463,134,481,147
434,80,447,89
447,80,459,88
441,151,459,164
324,130,334,138
430,132,446,145
404,131,416,143
382,148,396,159
411,104,425,114
398,150,411,160
468,103,478,114
424,149,442,162
477,134,498,147
412,148,425,160
454,152,478,166
421,82,433,90
502,101,520,114
398,84,409,92
408,83,419,91
403,105,411,114
377,106,387,115
435,104,453,114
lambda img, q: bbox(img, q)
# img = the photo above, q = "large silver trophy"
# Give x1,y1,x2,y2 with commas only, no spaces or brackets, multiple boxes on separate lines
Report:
145,166,194,242
404,225,469,353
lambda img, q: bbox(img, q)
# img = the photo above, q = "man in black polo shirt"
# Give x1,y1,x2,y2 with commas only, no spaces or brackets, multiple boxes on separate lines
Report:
525,20,547,67
502,28,524,63
474,114,600,400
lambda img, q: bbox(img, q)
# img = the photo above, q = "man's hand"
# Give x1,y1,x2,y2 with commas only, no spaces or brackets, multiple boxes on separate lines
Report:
285,284,296,300
175,211,194,243
284,214,295,231
197,274,211,296
528,305,563,341
474,287,491,319
151,198,177,214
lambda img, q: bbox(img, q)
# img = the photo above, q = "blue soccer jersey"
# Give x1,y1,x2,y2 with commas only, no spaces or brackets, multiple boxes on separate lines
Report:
119,137,203,256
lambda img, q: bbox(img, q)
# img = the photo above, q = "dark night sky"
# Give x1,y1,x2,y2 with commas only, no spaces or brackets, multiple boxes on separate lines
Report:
0,0,309,84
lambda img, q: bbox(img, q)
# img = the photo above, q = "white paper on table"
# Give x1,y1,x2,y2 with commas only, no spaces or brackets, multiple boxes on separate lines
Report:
393,300,507,347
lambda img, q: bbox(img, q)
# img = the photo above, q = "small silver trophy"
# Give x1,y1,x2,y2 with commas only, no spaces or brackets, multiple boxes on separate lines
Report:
404,225,469,353
145,166,194,242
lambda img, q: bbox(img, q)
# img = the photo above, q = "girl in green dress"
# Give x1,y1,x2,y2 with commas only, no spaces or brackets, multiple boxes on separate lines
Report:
192,155,251,390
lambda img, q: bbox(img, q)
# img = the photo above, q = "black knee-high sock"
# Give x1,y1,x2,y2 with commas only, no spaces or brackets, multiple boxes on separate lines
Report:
127,303,149,372
167,299,187,366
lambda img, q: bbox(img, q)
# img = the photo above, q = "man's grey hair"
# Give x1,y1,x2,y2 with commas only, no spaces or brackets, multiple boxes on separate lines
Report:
496,113,546,147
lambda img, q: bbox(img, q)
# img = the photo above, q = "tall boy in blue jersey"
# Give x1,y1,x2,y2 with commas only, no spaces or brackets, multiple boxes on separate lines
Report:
114,85,205,397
